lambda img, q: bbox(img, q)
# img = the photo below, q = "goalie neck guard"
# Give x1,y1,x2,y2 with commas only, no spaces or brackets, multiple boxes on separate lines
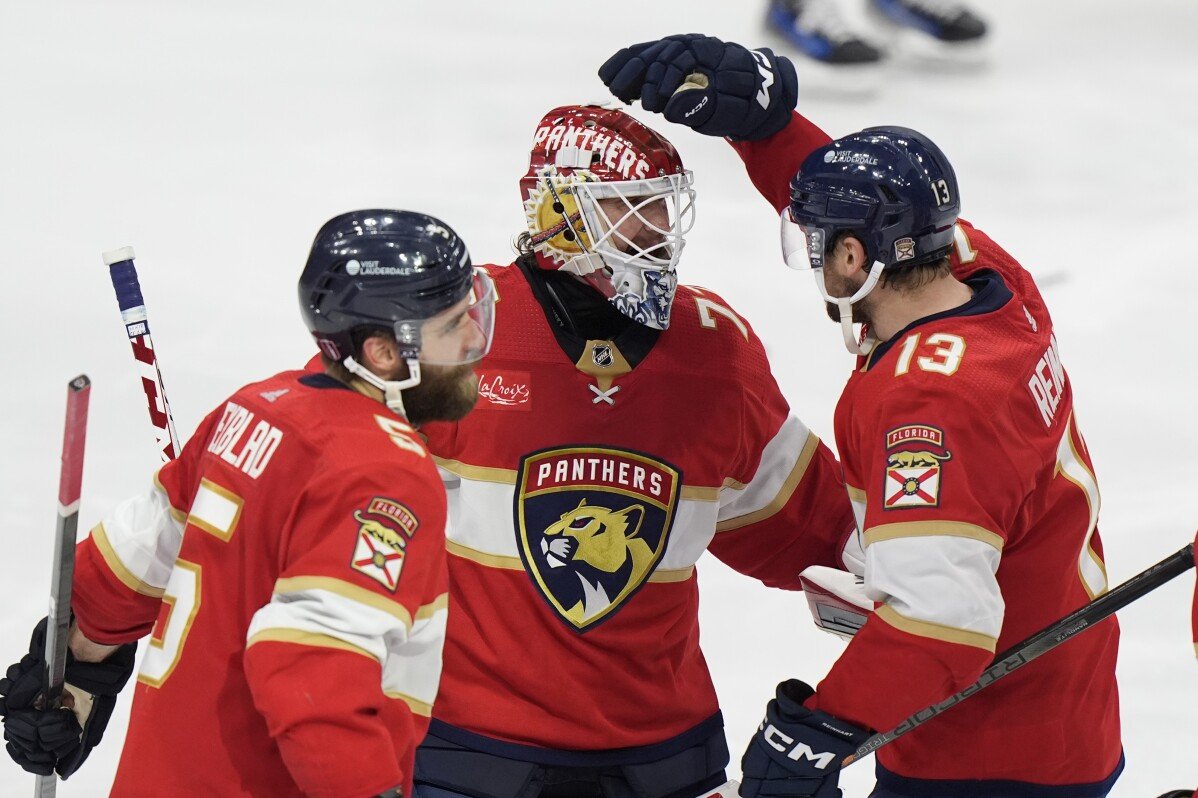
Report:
520,105,695,330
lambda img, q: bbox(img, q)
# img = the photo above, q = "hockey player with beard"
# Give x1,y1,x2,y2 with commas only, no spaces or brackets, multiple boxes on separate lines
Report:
409,102,857,798
601,33,1124,798
0,210,495,797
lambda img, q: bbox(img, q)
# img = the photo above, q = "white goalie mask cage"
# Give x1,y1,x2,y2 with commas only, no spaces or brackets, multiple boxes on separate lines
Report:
522,105,698,331
531,159,695,331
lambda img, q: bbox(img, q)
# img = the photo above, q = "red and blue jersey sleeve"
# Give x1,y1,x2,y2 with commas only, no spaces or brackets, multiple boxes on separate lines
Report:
729,110,834,213
814,379,1023,731
71,408,221,645
243,446,448,798
703,295,855,588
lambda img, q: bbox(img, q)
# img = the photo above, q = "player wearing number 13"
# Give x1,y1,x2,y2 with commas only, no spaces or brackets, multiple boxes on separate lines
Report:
0,210,496,796
600,35,1122,797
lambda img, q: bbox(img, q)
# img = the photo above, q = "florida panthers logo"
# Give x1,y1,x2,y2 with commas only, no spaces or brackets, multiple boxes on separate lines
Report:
516,447,680,631
882,424,952,509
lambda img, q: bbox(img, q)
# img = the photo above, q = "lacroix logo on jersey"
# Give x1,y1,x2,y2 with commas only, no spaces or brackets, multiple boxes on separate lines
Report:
476,371,531,410
883,425,952,510
515,447,680,632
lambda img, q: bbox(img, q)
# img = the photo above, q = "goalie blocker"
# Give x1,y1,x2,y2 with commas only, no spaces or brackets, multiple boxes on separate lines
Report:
799,566,872,640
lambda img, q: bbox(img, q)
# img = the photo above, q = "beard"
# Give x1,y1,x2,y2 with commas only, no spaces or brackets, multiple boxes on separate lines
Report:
821,269,873,326
403,363,480,426
823,300,873,325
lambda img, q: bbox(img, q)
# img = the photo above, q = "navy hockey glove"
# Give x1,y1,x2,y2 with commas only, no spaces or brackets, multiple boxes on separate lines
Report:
598,34,798,141
738,679,869,798
0,617,136,778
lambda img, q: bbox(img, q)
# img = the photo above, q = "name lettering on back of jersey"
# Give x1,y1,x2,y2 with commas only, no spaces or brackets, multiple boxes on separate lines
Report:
349,497,420,592
883,425,952,509
515,447,681,632
1027,333,1066,428
206,401,284,479
476,370,531,410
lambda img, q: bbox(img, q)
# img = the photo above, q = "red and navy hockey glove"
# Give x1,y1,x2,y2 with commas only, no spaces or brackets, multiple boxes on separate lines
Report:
738,679,869,798
0,617,136,779
599,34,798,141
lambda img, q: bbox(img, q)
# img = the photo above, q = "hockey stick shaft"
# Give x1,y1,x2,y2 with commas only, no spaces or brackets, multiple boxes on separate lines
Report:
845,542,1197,765
103,247,180,462
35,375,92,797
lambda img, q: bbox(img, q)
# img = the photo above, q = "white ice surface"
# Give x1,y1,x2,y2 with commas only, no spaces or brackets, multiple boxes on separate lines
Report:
2,0,1196,794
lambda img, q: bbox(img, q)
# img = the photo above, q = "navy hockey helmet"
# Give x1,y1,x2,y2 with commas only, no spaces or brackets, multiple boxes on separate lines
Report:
299,209,492,364
783,126,960,273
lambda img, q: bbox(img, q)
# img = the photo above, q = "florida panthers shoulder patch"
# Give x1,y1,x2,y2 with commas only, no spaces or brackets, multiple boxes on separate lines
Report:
882,424,952,510
349,497,419,591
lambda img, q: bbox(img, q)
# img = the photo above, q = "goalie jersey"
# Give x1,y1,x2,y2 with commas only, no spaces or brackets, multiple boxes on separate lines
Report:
732,114,1122,788
418,258,856,755
71,369,449,797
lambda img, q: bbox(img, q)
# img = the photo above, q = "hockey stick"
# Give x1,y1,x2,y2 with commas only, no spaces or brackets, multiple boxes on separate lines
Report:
844,542,1198,766
102,247,180,462
34,375,92,798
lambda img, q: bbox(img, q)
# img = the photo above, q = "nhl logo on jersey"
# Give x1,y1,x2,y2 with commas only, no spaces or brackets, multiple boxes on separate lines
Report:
883,425,952,509
515,447,680,631
349,497,420,592
592,344,614,368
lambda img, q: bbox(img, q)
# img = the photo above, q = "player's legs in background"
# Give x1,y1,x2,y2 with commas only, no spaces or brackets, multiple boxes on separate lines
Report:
866,0,988,60
766,0,883,66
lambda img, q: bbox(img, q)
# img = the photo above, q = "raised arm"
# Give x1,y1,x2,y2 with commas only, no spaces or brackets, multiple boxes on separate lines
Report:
599,34,834,211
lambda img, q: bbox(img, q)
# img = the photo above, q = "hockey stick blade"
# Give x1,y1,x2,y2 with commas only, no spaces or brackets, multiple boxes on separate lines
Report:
844,542,1197,766
36,375,92,797
103,247,179,462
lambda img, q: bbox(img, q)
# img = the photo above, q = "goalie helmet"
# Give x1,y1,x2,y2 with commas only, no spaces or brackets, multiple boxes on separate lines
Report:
520,105,696,330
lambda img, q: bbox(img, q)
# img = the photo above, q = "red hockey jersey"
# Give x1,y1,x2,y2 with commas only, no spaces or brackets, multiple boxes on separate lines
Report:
71,369,449,797
418,260,856,753
732,114,1122,784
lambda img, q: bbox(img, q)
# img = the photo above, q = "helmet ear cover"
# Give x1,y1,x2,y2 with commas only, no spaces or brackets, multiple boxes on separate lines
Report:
527,169,594,255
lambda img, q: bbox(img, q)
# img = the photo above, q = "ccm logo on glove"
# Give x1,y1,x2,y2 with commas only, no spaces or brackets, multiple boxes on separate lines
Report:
760,722,837,768
751,50,775,110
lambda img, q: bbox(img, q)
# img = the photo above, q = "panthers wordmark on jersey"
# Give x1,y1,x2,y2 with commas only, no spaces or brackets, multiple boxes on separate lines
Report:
71,369,449,797
417,258,856,756
733,113,1122,790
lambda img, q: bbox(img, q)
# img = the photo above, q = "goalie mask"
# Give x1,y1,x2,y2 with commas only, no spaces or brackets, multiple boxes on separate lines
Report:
520,105,696,330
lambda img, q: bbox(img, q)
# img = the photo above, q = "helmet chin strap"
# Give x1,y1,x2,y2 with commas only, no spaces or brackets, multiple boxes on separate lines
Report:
343,356,422,417
813,260,887,356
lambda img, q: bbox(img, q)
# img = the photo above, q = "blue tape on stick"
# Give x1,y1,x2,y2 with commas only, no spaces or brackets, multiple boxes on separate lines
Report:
108,260,145,311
